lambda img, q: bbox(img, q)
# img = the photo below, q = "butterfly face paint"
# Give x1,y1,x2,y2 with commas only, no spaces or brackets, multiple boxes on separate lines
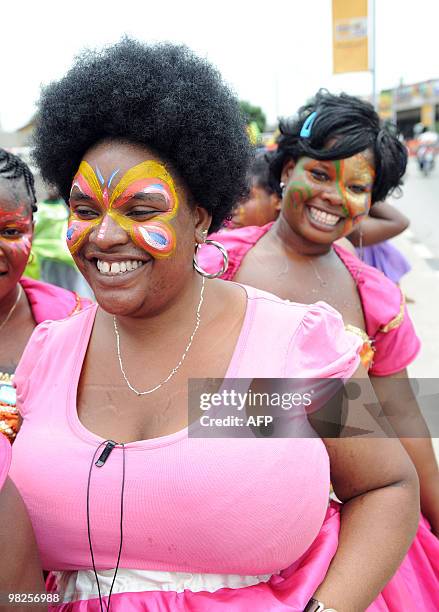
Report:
0,202,33,268
67,160,178,257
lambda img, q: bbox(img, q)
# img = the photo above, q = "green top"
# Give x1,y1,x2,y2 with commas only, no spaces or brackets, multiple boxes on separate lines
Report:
24,199,76,279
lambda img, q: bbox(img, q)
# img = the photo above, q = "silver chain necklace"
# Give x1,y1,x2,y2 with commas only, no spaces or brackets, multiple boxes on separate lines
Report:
0,285,23,333
113,277,205,396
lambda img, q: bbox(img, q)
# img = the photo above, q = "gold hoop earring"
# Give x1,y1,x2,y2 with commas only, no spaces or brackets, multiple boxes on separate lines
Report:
28,251,35,265
193,240,229,279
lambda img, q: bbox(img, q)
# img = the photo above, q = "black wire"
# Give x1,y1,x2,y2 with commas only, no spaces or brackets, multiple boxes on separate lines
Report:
106,443,125,610
86,441,125,612
87,442,106,612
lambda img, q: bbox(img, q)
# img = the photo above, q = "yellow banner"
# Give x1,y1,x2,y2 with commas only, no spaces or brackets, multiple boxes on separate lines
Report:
421,104,435,128
332,0,368,74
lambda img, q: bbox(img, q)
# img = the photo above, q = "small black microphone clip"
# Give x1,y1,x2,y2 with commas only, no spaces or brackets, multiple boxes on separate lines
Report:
95,440,117,467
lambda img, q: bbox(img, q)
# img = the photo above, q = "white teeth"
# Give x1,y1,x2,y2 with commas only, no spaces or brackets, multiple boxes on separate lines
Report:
96,259,144,275
309,206,340,226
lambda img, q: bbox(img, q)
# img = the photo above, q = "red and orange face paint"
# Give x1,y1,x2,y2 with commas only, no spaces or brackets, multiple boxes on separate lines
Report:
67,160,179,258
0,203,32,264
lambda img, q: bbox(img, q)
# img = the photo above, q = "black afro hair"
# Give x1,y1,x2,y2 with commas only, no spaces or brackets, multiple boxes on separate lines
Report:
269,90,407,204
32,37,253,232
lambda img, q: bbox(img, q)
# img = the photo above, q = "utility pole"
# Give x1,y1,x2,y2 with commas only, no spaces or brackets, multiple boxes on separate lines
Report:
370,0,377,109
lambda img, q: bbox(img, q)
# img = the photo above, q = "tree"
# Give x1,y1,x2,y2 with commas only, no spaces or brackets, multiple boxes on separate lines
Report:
239,101,267,133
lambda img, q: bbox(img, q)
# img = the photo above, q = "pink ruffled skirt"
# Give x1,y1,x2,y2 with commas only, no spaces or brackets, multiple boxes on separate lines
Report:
47,503,439,611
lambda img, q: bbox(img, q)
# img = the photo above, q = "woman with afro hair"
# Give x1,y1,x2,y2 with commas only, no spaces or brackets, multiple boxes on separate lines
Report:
9,39,424,611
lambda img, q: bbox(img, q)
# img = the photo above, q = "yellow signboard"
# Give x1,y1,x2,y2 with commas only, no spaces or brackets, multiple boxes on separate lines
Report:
378,90,394,121
421,104,435,128
332,0,368,74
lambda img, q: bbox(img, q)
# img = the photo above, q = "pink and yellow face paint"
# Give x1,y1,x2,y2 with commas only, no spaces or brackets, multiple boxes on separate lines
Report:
67,160,178,257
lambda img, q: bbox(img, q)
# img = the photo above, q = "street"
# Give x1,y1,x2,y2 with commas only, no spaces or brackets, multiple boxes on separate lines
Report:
391,158,439,456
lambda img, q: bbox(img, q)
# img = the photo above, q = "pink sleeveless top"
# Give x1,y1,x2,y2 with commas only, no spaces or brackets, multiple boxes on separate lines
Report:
200,224,420,376
10,286,360,573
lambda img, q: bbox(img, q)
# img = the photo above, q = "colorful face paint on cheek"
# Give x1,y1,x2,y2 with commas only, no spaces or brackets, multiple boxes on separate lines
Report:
0,204,33,262
332,160,350,217
335,156,374,221
66,219,96,254
287,182,314,209
132,222,175,258
3,235,32,263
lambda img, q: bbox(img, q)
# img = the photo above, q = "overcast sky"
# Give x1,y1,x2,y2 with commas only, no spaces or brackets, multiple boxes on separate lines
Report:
0,0,437,131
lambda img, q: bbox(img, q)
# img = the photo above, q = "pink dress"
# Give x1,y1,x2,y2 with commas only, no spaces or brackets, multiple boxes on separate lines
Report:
199,223,420,376
20,276,91,324
9,286,439,610
1,278,92,443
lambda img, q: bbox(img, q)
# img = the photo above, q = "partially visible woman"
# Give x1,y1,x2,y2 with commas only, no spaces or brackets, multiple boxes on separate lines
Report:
200,92,439,545
0,149,91,442
230,153,281,228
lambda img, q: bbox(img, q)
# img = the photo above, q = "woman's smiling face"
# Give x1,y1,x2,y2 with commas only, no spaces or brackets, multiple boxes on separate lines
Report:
280,150,375,244
68,140,205,317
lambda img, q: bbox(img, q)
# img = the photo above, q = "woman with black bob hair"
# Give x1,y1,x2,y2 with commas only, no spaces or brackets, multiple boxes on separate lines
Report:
202,90,439,606
10,41,426,611
270,91,406,204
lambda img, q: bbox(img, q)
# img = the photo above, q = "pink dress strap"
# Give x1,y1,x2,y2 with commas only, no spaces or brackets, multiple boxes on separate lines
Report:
333,244,421,376
205,224,271,279
20,277,93,324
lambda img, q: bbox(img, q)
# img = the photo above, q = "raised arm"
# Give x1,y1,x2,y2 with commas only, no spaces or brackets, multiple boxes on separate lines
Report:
347,200,410,247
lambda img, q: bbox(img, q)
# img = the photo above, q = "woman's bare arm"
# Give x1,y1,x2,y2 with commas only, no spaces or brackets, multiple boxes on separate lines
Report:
0,478,47,612
311,366,419,612
371,369,439,537
347,201,410,246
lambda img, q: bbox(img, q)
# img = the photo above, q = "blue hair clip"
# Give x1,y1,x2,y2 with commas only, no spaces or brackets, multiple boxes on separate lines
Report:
300,111,317,139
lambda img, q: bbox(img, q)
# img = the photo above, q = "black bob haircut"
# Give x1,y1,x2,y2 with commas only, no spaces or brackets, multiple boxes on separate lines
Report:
0,148,37,212
269,90,407,204
32,38,253,233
